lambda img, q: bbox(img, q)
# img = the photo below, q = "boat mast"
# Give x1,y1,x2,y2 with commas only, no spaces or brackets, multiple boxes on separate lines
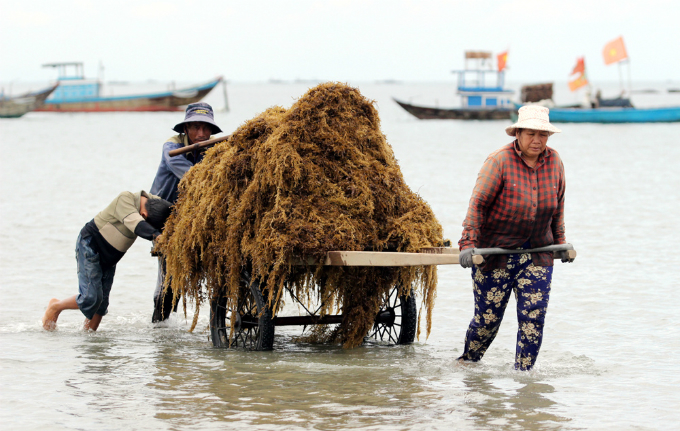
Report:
98,61,105,95
616,59,633,97
222,79,230,112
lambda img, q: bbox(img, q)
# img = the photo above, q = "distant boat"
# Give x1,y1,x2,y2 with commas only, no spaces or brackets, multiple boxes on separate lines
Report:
36,62,222,112
542,106,680,123
0,83,58,118
393,98,513,120
394,50,515,120
514,51,680,123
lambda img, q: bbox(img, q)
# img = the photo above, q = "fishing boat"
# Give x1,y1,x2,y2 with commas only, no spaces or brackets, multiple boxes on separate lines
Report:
36,62,222,112
0,83,58,118
542,106,680,123
514,38,680,123
393,51,514,120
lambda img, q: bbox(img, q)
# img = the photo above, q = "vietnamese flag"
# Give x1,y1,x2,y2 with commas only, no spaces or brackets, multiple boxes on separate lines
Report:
603,37,628,65
497,51,508,72
568,74,589,92
571,57,585,75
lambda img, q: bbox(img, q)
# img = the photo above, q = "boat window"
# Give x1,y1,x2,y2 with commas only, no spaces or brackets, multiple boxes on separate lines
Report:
468,96,482,107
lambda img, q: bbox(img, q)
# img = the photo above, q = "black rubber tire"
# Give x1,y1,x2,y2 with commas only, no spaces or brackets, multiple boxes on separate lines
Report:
366,286,418,345
209,272,275,350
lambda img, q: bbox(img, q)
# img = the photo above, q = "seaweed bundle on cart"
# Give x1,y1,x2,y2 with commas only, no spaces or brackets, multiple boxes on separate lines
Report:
156,82,444,348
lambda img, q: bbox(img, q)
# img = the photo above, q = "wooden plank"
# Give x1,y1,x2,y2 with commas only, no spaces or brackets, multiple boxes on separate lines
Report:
419,246,460,255
465,51,492,59
322,251,483,266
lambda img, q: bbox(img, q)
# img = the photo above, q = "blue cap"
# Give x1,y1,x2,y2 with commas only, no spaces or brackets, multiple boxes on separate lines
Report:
173,102,222,134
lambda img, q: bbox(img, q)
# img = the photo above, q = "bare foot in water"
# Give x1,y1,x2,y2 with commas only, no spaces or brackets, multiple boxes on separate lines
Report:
42,298,61,330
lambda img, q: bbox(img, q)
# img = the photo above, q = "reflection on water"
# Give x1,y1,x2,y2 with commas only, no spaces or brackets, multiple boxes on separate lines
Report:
148,339,431,429
66,328,572,430
461,374,569,430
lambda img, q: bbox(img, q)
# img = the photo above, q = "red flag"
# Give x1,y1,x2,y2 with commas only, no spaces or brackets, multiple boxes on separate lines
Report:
602,36,628,65
497,51,508,72
571,57,585,75
568,74,589,92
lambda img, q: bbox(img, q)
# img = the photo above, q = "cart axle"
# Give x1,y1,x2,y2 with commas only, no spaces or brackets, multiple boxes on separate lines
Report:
268,310,396,327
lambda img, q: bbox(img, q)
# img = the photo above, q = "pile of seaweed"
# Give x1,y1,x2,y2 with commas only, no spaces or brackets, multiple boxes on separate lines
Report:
157,82,443,348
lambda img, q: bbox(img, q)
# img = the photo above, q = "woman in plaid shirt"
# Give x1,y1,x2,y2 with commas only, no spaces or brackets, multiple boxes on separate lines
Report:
457,105,571,371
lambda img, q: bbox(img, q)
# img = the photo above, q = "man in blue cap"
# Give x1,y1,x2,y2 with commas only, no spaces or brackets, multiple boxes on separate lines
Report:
150,102,222,322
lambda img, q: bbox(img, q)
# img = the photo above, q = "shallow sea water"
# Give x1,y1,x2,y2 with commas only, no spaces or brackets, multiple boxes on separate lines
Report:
1,81,679,430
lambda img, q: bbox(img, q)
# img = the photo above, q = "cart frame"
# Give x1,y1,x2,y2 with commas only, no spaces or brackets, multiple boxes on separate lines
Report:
208,245,576,350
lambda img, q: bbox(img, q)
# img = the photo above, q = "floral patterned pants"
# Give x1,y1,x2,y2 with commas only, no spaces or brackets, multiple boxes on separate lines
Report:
458,252,553,370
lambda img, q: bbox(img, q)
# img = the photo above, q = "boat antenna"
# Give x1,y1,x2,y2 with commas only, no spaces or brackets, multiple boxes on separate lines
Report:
99,61,105,94
616,59,633,97
602,36,631,97
222,78,230,112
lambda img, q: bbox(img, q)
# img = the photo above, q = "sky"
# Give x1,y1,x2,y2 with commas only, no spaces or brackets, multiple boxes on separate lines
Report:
1,0,678,85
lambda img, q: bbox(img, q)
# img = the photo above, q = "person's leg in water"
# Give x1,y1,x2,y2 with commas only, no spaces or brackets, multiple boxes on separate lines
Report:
513,262,553,371
43,295,78,330
81,261,114,331
42,296,104,330
43,234,113,331
85,314,103,330
152,257,177,323
458,266,513,363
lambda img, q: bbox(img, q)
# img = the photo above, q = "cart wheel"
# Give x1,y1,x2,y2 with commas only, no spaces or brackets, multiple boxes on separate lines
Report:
209,272,275,350
367,286,417,345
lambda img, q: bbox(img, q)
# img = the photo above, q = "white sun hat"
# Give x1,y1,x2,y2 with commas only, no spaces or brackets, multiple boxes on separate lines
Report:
505,105,562,136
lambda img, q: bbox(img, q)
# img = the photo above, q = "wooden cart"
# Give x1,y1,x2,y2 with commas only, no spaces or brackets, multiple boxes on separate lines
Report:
208,245,576,350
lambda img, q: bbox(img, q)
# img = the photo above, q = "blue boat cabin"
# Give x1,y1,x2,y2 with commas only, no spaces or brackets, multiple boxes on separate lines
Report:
42,62,101,102
452,51,513,109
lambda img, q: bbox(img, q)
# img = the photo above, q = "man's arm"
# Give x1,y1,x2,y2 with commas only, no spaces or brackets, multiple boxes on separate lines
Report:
114,192,161,241
134,221,160,241
162,141,195,179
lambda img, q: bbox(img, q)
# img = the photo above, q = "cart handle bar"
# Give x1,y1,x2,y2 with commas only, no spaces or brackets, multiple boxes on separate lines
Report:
168,135,230,157
472,243,574,256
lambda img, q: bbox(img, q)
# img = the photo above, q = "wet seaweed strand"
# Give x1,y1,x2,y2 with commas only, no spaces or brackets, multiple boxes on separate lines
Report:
157,82,443,348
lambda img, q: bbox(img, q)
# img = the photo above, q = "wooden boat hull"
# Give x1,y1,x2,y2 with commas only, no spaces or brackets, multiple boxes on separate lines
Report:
36,77,221,112
0,84,58,118
393,98,513,120
547,106,680,123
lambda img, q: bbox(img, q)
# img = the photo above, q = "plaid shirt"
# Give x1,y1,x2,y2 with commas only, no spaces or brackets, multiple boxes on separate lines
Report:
459,140,566,271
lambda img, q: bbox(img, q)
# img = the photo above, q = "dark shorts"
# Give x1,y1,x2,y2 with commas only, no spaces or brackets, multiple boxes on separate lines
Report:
75,234,116,319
